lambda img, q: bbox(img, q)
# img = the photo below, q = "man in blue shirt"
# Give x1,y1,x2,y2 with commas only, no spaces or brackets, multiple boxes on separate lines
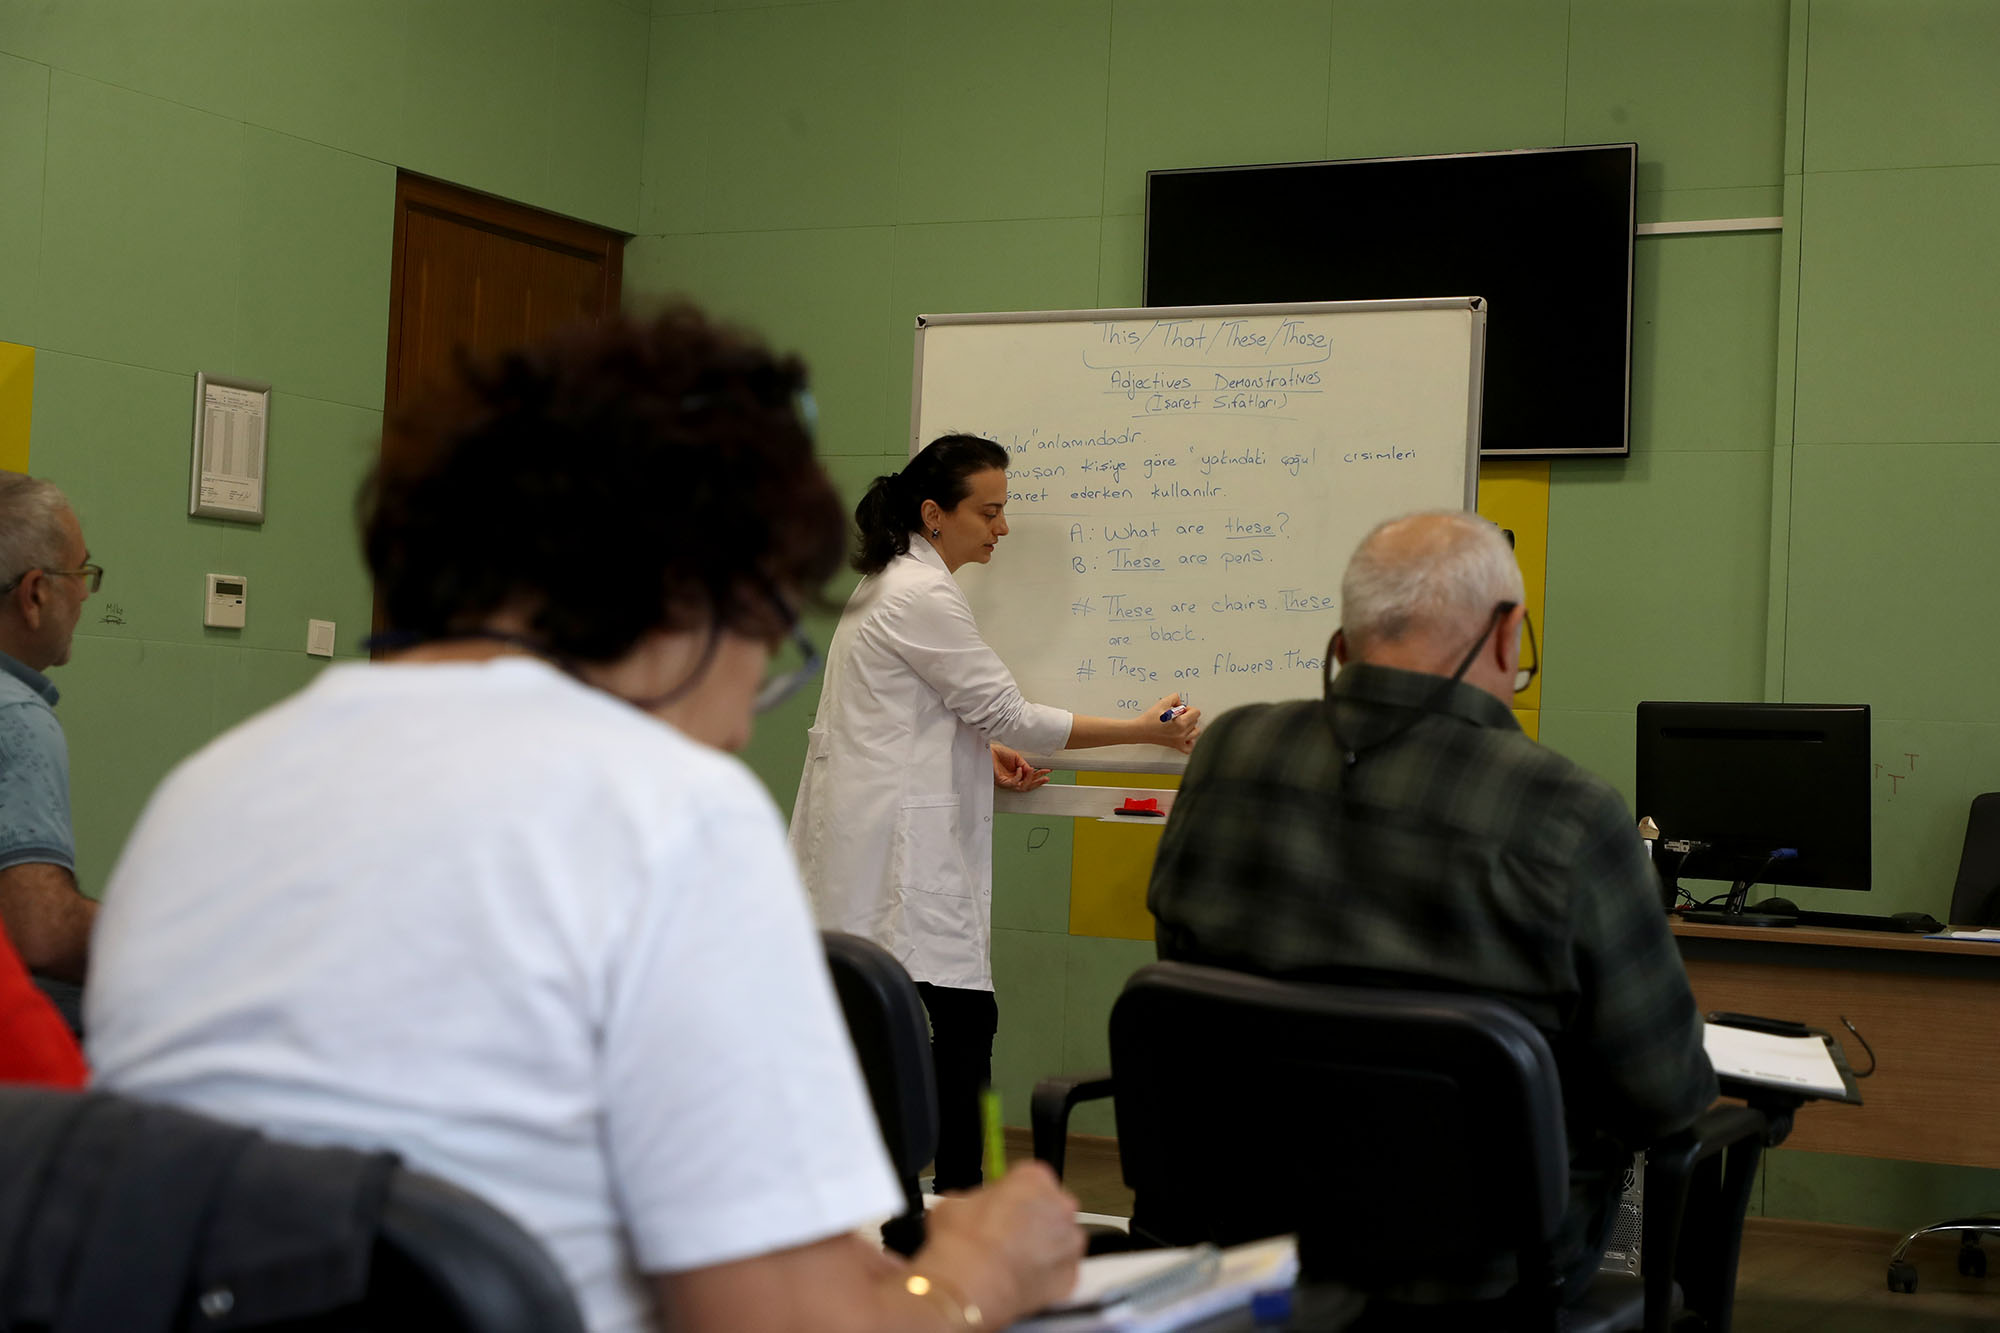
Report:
0,474,100,988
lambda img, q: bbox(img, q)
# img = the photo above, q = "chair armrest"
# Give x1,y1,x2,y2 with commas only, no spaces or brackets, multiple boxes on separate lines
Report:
1639,1104,1771,1333
1030,1072,1114,1179
1647,1103,1769,1175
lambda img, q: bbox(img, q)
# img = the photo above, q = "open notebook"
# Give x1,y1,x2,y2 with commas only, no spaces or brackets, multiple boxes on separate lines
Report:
1702,1021,1851,1099
1009,1236,1298,1332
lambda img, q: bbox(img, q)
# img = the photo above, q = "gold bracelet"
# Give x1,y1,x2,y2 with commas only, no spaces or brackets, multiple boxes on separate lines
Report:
904,1273,984,1329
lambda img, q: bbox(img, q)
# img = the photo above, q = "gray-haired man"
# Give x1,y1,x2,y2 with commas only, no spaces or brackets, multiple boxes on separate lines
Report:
0,473,100,988
1149,509,1714,1302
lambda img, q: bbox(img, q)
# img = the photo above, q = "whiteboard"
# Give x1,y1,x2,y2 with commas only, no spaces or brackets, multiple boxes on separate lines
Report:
912,298,1485,773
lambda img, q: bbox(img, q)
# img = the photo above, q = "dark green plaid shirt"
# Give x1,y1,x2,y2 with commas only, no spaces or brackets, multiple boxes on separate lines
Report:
1149,663,1715,1260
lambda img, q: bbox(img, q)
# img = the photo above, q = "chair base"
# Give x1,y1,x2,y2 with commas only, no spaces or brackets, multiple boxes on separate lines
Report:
1349,1273,1676,1333
1887,1214,2000,1293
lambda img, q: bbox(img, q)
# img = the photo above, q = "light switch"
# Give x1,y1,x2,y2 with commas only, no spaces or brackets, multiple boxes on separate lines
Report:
204,574,247,629
306,619,336,658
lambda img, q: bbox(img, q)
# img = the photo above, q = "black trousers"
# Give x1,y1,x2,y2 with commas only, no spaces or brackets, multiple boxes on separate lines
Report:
913,982,999,1191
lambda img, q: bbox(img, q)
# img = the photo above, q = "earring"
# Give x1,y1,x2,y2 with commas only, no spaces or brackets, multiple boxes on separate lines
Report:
931,527,940,538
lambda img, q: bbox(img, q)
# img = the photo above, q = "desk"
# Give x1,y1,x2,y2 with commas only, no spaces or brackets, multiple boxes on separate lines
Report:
1671,921,2000,1169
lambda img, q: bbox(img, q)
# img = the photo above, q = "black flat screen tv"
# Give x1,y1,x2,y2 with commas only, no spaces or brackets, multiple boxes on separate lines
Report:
1144,143,1637,459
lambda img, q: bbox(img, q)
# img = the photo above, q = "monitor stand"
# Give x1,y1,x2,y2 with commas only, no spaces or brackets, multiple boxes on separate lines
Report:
1679,878,1797,928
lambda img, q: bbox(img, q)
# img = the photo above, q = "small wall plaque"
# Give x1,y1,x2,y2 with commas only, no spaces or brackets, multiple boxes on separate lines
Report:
189,372,269,523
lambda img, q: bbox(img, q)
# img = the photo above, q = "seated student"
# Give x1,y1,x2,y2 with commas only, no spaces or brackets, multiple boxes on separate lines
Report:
1147,509,1715,1300
1,921,85,1087
86,308,1082,1333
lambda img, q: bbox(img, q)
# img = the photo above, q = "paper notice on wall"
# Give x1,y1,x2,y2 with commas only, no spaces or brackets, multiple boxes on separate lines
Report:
196,380,267,519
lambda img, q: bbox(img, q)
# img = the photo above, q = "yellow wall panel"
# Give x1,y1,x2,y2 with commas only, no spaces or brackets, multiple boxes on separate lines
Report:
0,343,32,473
1064,460,1554,941
1067,771,1179,941
1475,458,1550,714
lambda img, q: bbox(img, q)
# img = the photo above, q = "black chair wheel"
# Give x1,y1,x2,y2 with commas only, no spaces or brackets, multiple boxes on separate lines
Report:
1888,1260,1919,1293
1957,1241,1987,1278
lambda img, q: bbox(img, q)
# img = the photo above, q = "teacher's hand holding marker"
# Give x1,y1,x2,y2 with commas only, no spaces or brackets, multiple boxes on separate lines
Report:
790,433,1199,1194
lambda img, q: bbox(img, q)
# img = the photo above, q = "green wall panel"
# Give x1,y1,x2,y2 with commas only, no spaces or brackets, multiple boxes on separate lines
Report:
213,649,335,736
27,353,227,648
1764,1151,2000,1238
1542,450,1770,714
1784,444,2000,724
400,1,558,209
229,2,409,167
37,75,243,377
0,2,250,124
57,637,220,896
0,53,48,346
1565,0,1788,194
686,2,904,232
992,807,1076,936
990,927,1069,1140
637,12,713,235
1794,165,2000,447
1802,0,2000,174
885,217,1104,442
895,2,1111,225
622,231,709,297
1638,185,1784,227
1097,214,1144,308
1100,0,1333,217
1060,935,1155,1137
1326,0,1568,160
1629,233,1782,452
234,131,395,412
547,0,650,233
687,227,899,458
1538,707,1638,806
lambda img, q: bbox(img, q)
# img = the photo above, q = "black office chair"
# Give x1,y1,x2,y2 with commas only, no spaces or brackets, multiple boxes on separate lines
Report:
0,1085,585,1332
823,930,940,1257
1885,792,2000,1293
1033,962,1770,1333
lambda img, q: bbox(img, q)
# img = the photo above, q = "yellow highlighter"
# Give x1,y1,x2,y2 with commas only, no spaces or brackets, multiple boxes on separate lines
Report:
981,1087,1006,1183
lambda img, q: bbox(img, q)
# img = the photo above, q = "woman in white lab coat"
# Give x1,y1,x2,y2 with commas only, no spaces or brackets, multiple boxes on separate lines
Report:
791,434,1200,1191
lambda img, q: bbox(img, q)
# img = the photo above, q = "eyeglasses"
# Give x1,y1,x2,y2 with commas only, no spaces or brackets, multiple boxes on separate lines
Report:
0,562,103,595
1506,603,1539,695
752,582,823,715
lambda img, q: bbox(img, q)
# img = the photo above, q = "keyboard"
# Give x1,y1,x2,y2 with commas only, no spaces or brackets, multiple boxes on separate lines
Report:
1793,909,1934,934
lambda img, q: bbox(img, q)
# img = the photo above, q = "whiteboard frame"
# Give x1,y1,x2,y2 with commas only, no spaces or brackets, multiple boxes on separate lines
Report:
911,297,1487,780
916,296,1480,508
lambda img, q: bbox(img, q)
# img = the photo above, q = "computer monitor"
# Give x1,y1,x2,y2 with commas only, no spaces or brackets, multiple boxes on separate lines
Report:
1635,702,1871,924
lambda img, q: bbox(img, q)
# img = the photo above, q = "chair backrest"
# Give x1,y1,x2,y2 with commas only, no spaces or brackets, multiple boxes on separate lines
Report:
0,1085,584,1333
822,931,938,1252
374,1168,588,1333
1108,961,1571,1291
1950,793,2000,927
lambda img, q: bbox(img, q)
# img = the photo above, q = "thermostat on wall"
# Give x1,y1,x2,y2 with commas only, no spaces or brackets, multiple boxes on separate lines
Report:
204,574,247,629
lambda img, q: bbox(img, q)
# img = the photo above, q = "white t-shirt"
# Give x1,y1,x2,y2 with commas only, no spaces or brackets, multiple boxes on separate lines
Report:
86,658,902,1333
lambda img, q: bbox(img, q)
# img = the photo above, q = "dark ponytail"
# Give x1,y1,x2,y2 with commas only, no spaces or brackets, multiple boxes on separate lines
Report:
853,433,1011,574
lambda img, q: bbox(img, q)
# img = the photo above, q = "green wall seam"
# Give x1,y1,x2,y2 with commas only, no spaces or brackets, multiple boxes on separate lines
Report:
1764,0,1812,703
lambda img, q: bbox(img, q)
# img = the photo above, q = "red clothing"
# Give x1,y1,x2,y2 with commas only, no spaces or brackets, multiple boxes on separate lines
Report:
0,924,86,1087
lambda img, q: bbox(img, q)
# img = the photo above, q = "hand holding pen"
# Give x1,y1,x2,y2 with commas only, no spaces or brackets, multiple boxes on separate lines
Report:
1145,693,1201,752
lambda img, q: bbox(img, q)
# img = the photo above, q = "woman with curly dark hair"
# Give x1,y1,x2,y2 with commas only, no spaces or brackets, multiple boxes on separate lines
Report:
85,308,1082,1333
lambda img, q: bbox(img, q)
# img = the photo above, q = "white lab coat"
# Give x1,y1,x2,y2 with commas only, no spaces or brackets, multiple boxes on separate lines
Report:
790,540,1072,990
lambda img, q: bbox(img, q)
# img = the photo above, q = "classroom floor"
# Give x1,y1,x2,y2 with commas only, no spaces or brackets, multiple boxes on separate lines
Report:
1005,1136,2000,1331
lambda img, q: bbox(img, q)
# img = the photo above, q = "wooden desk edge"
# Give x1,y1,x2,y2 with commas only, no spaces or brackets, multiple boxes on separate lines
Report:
1670,918,2000,958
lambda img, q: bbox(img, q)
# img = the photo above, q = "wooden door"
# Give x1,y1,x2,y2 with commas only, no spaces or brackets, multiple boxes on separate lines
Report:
384,173,624,420
376,175,624,634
